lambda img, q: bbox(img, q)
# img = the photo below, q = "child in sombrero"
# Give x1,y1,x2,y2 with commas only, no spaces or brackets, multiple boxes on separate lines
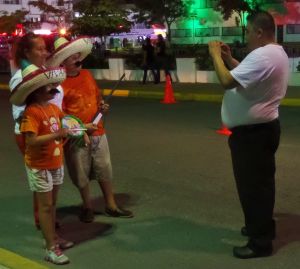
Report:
10,60,71,265
47,36,133,223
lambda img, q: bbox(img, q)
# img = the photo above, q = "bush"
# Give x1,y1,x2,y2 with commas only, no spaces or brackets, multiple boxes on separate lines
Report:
0,55,10,73
82,49,109,69
164,54,176,70
194,45,214,71
123,48,176,70
81,43,248,71
193,43,247,71
123,53,143,70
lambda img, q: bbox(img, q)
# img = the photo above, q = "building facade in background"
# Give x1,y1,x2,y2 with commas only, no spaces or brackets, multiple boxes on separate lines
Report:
0,0,73,32
172,0,300,44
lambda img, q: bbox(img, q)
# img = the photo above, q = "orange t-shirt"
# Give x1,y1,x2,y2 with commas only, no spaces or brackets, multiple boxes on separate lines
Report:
61,69,105,136
21,103,64,170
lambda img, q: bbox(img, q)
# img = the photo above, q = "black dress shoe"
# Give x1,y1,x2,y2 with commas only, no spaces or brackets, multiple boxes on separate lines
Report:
241,226,248,236
105,207,134,218
233,243,273,259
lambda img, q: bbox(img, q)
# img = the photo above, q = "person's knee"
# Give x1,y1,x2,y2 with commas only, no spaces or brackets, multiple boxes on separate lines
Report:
38,201,53,214
74,179,89,190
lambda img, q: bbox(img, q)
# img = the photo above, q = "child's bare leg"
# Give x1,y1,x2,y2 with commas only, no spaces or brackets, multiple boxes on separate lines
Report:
51,185,59,229
36,191,55,249
33,192,39,228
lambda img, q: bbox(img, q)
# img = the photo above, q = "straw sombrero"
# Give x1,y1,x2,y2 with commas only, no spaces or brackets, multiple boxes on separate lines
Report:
46,36,93,67
10,60,66,106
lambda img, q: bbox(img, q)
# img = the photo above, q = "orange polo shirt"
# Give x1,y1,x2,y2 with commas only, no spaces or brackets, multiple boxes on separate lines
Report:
61,69,105,136
21,103,64,170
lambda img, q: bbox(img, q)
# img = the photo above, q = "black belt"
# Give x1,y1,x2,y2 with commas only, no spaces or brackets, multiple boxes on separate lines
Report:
230,118,279,132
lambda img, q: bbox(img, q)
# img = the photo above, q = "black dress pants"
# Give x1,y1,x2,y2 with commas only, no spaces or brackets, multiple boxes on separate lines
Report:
228,119,280,244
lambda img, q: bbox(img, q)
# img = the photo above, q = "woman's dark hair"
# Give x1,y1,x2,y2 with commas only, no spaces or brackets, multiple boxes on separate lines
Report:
12,32,40,68
247,10,275,37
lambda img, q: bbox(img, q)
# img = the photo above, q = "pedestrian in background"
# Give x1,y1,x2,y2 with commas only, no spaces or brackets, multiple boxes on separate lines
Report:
142,37,158,84
209,10,289,259
155,34,171,83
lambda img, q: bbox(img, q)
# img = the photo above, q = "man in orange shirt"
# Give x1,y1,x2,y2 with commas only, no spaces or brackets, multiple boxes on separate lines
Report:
47,37,133,222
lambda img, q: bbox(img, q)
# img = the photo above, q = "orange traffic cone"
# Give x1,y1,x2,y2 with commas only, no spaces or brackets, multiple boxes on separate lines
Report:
216,124,232,136
161,75,176,104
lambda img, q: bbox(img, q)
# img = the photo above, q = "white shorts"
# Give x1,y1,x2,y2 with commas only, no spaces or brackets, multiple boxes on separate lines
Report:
25,165,64,192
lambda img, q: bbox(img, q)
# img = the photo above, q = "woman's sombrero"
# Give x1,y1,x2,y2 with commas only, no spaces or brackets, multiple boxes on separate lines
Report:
10,60,66,106
46,36,93,67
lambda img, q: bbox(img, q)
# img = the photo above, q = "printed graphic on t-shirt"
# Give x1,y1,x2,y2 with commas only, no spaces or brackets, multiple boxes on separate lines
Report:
49,116,61,156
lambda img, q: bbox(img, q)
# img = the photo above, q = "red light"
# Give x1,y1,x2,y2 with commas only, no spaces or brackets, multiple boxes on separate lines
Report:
59,28,67,35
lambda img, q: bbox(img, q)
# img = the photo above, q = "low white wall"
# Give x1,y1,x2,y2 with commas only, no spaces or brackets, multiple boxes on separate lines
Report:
89,57,300,86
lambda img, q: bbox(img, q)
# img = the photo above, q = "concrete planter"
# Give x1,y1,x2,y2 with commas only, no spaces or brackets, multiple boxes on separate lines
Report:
176,58,196,83
124,70,143,82
88,57,300,86
288,72,300,86
289,57,300,73
108,58,125,80
88,69,110,80
196,70,219,83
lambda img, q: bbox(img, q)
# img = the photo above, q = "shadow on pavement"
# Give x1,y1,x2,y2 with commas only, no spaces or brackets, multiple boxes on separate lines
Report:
274,212,300,252
56,193,136,245
57,221,114,245
111,216,238,254
57,192,136,216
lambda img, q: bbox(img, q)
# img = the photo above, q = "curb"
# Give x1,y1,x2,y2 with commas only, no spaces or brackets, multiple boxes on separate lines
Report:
281,98,300,106
0,248,49,269
105,89,300,106
2,85,300,107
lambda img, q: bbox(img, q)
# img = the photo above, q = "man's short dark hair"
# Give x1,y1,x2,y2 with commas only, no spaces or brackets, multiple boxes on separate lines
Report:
247,10,275,36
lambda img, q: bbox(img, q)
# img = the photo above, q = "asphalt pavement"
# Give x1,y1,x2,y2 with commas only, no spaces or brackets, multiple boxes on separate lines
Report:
0,90,299,269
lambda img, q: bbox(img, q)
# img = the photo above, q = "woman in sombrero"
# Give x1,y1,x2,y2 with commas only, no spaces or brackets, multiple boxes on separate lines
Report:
10,60,70,265
47,37,133,222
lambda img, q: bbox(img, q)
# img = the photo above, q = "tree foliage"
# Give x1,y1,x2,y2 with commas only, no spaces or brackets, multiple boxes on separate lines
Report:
215,0,257,44
215,0,286,44
215,0,251,22
71,0,132,38
0,10,28,34
131,0,188,42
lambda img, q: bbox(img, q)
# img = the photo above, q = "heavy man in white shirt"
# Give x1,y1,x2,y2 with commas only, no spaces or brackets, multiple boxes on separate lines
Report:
208,11,289,259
